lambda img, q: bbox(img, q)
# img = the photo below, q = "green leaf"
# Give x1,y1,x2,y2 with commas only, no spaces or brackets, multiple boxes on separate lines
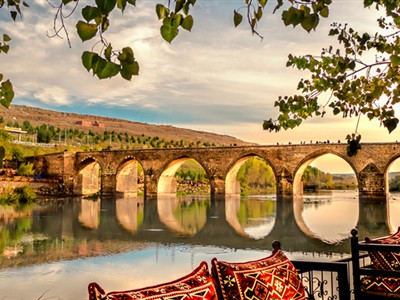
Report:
181,15,194,31
121,61,139,80
301,14,319,32
117,0,127,11
0,74,3,81
282,7,303,27
82,6,101,22
127,0,136,5
175,0,184,13
319,6,329,18
3,34,10,42
81,51,99,72
1,44,9,53
156,4,168,19
97,61,120,79
95,0,116,14
104,44,112,60
0,79,13,108
259,0,267,8
233,10,243,27
172,14,183,28
390,55,400,67
160,24,179,43
76,21,98,42
10,11,17,21
92,56,108,75
383,118,399,133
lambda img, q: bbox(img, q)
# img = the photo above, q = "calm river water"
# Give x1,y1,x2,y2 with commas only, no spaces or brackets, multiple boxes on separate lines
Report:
1,190,399,300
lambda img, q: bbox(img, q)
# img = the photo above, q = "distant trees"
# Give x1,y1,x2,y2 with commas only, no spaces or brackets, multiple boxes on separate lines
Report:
302,166,333,189
389,174,400,192
0,117,217,149
237,157,276,194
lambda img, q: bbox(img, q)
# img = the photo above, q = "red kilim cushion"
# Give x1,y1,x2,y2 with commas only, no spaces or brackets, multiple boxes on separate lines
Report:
366,227,400,271
88,261,218,300
361,276,400,298
211,250,306,300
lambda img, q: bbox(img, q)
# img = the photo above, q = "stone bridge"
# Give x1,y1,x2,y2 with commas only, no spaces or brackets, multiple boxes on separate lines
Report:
31,142,400,200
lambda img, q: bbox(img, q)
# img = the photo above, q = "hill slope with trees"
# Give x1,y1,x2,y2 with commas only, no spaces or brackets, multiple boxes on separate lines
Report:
0,105,251,148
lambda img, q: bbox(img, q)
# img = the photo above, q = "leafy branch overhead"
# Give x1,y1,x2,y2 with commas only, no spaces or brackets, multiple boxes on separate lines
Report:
263,0,400,155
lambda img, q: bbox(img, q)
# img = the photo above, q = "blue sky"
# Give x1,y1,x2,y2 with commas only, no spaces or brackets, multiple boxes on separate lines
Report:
0,0,396,149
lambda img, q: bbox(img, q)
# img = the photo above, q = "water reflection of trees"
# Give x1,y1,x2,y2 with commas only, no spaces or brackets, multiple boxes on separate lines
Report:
158,196,208,236
2,194,400,267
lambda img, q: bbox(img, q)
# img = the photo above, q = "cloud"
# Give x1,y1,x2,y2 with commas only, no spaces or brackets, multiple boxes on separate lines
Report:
33,86,71,105
0,0,392,144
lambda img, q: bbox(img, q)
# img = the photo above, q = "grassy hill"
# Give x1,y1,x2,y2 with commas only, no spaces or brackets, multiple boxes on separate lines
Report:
0,105,252,147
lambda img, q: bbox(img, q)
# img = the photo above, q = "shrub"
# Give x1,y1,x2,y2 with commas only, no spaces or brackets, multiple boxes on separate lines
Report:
0,185,37,205
16,163,35,177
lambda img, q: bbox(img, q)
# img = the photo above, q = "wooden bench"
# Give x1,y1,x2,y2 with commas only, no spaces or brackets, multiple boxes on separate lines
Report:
351,228,400,299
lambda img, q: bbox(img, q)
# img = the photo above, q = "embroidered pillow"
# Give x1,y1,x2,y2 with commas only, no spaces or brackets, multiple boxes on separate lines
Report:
366,227,400,271
361,276,400,298
211,250,306,300
88,261,217,300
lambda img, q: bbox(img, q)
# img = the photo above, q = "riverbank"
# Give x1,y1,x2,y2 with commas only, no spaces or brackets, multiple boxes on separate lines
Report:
0,177,65,196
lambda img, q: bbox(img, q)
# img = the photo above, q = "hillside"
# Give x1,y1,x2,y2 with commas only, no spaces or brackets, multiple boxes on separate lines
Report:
0,105,252,146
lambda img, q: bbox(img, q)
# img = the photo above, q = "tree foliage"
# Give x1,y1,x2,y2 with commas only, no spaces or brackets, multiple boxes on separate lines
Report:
263,0,400,155
0,0,398,156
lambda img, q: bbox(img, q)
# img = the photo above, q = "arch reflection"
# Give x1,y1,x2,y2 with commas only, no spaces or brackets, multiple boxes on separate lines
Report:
157,195,209,236
293,153,359,243
115,196,144,233
78,199,100,229
294,190,359,243
225,195,276,239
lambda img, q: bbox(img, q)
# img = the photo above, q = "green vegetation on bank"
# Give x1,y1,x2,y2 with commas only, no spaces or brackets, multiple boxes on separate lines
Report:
0,186,37,206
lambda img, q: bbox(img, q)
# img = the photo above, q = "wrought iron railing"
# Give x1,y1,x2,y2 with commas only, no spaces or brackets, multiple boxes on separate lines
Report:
292,260,351,300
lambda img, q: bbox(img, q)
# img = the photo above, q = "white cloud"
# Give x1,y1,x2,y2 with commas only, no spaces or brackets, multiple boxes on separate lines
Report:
33,86,71,105
0,0,393,145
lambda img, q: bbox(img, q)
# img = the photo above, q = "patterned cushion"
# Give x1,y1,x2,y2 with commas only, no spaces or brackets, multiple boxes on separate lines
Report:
88,261,218,300
211,250,306,300
361,276,400,298
366,227,400,271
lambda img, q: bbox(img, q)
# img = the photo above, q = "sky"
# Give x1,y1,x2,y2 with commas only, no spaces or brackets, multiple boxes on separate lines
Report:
0,0,398,173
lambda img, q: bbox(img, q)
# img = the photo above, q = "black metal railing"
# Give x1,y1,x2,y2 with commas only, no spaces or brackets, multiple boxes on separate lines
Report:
293,260,351,300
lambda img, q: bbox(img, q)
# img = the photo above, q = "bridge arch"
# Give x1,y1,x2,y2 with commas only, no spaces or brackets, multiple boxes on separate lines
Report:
116,156,142,195
157,156,210,195
74,157,102,195
225,153,276,195
384,155,400,233
292,151,359,243
293,150,358,196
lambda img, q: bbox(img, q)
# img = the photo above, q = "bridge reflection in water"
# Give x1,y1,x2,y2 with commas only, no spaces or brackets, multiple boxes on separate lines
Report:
2,193,400,300
5,192,397,263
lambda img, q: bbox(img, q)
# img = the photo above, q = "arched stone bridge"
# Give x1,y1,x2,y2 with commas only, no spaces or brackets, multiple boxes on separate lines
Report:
31,142,400,200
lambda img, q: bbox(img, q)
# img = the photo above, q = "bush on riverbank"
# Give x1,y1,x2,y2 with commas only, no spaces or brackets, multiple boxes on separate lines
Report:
16,162,35,177
0,185,37,206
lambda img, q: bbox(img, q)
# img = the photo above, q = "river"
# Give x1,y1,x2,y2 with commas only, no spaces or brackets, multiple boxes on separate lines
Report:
0,190,399,299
